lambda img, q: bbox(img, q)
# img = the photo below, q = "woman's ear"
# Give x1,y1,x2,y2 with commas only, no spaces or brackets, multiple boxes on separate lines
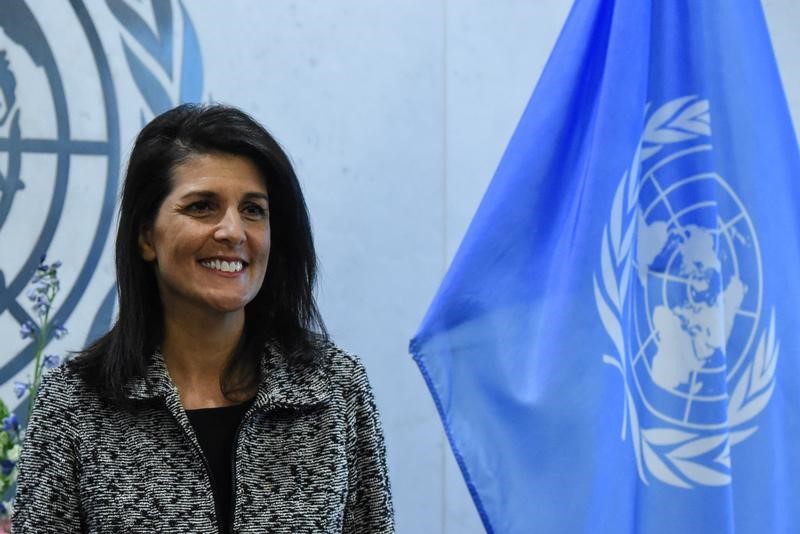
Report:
138,230,156,262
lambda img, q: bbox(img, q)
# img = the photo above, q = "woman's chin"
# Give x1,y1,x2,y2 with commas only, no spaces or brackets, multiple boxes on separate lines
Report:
201,296,252,315
213,303,249,315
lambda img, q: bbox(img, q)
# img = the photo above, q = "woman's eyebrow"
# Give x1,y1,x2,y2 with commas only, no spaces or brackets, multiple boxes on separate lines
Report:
179,190,217,201
178,191,268,202
242,192,269,202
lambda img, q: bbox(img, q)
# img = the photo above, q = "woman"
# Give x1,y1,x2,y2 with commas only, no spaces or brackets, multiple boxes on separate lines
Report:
13,104,394,533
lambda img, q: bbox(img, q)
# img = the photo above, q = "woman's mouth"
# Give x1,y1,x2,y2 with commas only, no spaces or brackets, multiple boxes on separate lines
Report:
199,259,246,273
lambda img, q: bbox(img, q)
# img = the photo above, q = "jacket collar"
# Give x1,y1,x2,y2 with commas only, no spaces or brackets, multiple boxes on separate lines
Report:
123,342,330,410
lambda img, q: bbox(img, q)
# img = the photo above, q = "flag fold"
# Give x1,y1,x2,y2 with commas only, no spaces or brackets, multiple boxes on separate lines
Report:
411,0,800,532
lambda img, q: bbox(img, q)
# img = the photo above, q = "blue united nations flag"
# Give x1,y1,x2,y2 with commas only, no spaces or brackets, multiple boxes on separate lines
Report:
410,0,800,532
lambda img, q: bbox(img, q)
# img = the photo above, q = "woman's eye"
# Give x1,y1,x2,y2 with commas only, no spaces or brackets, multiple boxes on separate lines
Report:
243,204,268,219
186,201,212,214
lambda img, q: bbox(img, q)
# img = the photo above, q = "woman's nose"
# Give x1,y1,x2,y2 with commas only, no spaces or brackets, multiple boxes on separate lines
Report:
213,207,245,243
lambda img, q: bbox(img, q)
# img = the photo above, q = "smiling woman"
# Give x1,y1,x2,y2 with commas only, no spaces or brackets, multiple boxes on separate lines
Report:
140,155,271,320
12,104,394,534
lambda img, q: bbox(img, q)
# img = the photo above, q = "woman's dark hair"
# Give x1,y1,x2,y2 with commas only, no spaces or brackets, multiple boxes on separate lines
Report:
74,103,327,402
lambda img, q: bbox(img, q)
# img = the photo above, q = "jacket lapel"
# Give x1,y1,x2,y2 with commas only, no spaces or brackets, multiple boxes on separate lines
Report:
122,343,331,411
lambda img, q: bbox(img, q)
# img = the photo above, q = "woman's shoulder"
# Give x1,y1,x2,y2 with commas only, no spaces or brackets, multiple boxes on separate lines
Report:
309,339,376,399
312,338,368,375
22,362,92,442
36,361,80,396
314,339,361,369
266,337,373,397
34,359,98,408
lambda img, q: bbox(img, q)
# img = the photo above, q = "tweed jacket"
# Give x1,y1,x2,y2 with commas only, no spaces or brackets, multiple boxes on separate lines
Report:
13,342,394,533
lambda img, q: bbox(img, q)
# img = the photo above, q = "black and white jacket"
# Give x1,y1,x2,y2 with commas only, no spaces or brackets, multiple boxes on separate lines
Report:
13,343,394,533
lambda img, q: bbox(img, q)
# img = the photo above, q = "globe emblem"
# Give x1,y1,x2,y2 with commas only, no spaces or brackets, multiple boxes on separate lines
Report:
596,96,778,487
0,1,119,389
629,147,761,430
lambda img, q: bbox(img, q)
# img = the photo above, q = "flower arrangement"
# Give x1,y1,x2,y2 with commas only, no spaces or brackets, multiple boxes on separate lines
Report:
0,257,67,529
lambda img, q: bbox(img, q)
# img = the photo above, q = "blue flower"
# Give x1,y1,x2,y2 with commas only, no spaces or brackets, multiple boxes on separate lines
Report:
1,460,15,476
2,414,18,432
43,354,60,369
53,324,68,339
13,381,28,399
19,321,35,340
51,260,62,269
25,288,37,302
33,297,50,318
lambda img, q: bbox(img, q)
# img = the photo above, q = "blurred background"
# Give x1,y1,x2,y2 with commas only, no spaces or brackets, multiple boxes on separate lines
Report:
0,1,797,532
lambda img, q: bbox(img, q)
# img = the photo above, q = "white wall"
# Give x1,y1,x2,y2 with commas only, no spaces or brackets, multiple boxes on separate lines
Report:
1,1,797,532
190,3,575,531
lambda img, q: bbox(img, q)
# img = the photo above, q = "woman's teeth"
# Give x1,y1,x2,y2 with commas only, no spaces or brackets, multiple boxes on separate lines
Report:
201,259,244,273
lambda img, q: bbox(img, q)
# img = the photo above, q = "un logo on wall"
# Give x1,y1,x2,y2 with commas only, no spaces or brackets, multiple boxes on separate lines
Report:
0,0,203,406
594,96,778,488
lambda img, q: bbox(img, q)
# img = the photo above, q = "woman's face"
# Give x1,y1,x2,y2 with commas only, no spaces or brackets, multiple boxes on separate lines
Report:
138,153,270,319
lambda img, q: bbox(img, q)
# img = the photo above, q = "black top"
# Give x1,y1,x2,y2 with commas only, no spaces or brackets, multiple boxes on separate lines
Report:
186,400,253,534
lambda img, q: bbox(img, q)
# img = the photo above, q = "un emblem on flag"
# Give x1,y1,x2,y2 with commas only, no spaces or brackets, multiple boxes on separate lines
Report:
594,96,778,488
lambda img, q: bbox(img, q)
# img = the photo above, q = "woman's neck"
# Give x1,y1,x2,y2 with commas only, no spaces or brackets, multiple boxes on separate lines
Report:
160,308,246,409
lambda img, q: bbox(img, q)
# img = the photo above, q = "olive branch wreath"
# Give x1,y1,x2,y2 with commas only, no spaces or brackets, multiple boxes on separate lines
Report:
85,0,205,341
107,0,204,119
593,96,779,488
